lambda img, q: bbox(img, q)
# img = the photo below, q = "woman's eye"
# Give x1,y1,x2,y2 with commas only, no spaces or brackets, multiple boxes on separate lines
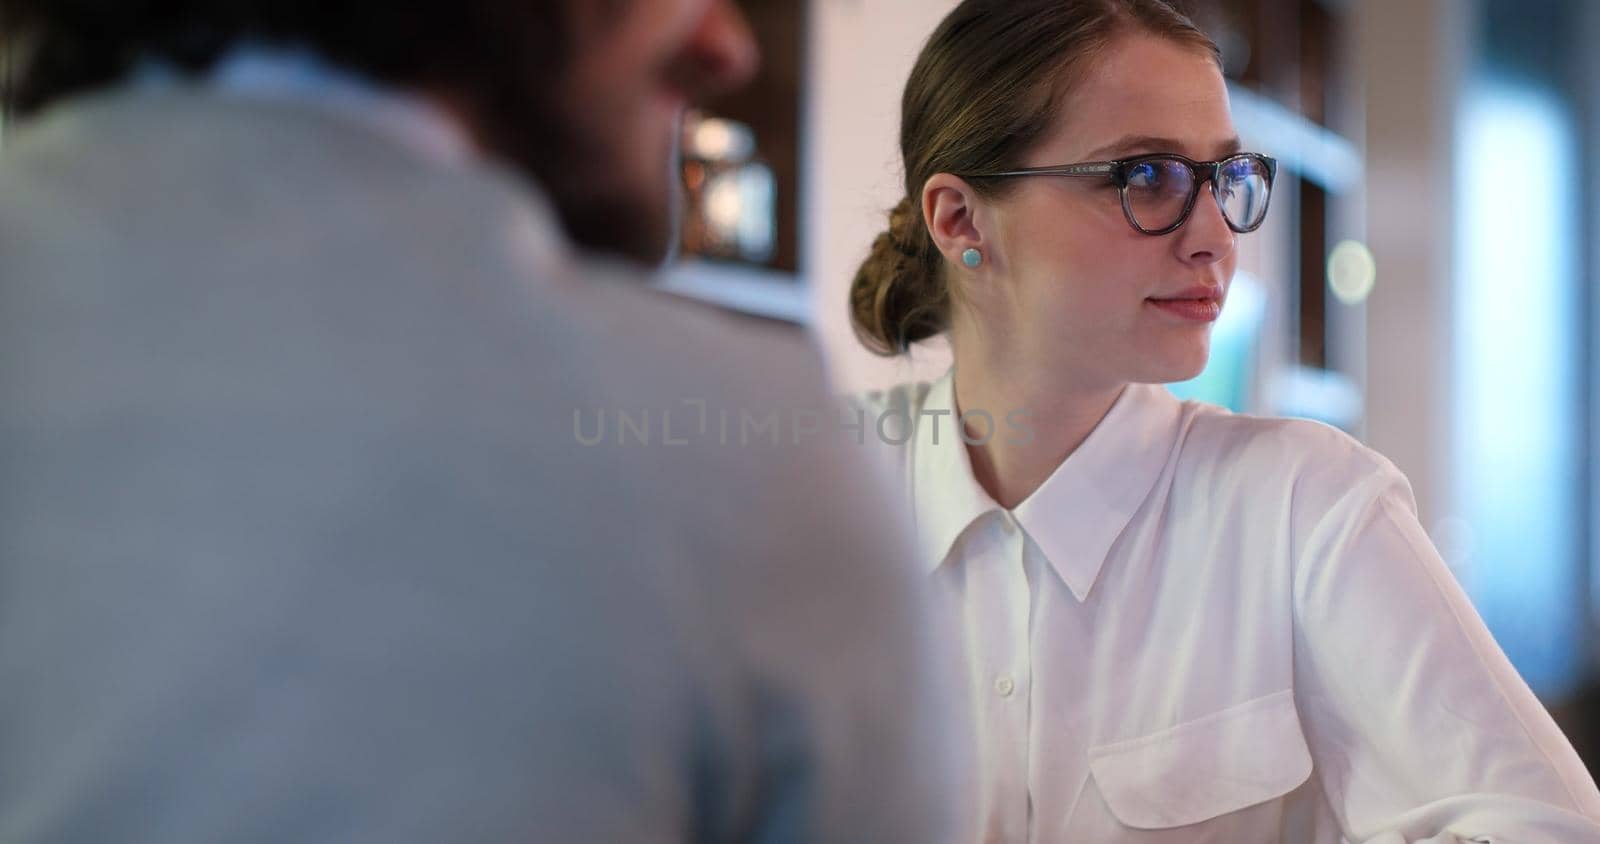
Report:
1127,163,1160,189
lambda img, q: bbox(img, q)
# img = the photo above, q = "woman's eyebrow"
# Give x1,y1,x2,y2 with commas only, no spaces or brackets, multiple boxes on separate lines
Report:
1083,134,1183,159
1083,134,1246,160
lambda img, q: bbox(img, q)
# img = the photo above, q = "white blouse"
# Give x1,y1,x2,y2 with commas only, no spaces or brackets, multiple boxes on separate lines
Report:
859,371,1600,843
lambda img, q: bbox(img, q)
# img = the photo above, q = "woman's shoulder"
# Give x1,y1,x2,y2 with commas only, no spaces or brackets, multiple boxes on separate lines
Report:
1176,401,1411,512
848,379,941,441
850,379,936,417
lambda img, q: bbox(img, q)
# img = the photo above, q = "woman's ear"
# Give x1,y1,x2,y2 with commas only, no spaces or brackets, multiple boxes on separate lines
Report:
922,173,989,269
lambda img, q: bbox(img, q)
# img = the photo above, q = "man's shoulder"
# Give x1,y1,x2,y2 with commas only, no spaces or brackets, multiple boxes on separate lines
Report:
545,258,828,403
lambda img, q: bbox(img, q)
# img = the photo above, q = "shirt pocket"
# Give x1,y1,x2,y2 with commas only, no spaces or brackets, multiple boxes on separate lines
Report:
1080,689,1314,837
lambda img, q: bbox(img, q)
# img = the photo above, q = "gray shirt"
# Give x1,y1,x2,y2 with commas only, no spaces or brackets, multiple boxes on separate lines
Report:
0,80,967,842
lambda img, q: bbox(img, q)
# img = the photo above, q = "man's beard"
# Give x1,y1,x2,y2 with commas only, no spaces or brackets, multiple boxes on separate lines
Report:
486,92,679,268
547,176,677,267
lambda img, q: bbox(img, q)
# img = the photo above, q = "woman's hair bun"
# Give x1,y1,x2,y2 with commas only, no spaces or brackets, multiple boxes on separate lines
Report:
849,196,948,356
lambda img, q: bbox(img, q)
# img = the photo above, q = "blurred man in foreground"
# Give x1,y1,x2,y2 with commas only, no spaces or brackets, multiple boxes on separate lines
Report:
0,2,966,840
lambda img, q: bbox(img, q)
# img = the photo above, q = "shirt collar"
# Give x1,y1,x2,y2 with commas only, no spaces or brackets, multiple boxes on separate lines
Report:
910,371,1003,572
912,370,1185,601
1013,381,1183,601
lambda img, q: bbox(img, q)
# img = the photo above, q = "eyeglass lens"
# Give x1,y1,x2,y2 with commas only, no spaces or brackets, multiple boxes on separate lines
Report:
1123,156,1272,233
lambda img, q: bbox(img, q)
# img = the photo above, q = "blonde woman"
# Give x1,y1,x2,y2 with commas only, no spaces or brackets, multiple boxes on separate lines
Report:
852,0,1600,840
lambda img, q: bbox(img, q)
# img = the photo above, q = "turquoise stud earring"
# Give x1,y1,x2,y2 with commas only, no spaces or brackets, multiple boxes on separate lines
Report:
962,248,983,268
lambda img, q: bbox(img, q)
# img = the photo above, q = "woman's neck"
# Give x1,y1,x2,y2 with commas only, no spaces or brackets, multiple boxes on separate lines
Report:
951,349,1126,511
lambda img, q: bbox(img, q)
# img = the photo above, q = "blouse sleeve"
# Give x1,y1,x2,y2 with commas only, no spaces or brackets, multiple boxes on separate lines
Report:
1291,468,1600,843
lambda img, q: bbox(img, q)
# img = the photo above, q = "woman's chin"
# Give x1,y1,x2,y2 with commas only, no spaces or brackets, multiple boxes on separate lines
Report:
1144,349,1211,385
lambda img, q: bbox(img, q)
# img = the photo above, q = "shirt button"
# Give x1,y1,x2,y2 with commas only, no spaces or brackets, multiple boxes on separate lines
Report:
994,675,1016,698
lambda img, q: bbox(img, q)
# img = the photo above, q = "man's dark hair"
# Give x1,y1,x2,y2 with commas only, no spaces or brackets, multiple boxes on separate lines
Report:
0,0,666,260
0,2,568,118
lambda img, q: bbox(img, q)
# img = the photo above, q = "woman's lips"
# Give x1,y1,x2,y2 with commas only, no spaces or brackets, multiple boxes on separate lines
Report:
1146,296,1223,322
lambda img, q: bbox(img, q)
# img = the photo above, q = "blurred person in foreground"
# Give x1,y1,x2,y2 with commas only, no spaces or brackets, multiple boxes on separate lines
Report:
0,2,967,841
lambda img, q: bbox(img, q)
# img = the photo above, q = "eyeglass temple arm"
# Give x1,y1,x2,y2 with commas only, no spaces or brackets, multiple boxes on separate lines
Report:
966,163,1116,179
965,155,1276,181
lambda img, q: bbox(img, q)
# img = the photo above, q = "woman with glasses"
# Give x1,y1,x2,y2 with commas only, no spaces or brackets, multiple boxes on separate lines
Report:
851,0,1600,840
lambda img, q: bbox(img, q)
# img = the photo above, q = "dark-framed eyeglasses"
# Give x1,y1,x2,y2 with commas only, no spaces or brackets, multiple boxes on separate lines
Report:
961,152,1278,236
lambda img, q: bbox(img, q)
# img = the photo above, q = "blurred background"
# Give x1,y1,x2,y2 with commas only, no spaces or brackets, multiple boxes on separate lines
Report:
659,0,1600,772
